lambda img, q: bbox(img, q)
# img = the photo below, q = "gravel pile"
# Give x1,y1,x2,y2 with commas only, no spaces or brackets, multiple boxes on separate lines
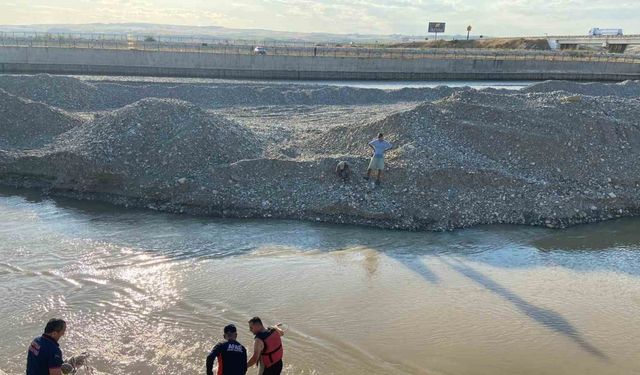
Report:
92,82,465,109
50,98,262,190
0,75,463,111
1,75,640,230
524,80,640,97
292,89,640,229
0,74,101,110
0,89,82,150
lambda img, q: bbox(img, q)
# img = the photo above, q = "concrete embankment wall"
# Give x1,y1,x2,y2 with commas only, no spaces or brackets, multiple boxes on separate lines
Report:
1,46,639,81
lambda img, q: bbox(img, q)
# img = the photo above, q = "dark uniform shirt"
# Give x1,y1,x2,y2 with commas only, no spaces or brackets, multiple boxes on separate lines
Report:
206,339,247,375
26,334,63,375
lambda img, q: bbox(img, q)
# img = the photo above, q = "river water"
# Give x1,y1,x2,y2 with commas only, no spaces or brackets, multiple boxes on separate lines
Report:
1,187,639,375
75,75,536,90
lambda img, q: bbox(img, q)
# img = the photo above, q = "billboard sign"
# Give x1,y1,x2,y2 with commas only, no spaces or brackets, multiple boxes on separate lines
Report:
428,22,446,33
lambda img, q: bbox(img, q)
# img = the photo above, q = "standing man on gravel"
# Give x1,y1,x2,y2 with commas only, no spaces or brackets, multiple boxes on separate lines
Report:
364,132,393,185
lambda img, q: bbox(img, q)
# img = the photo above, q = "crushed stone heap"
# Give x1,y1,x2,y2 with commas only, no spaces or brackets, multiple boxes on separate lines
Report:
0,74,464,110
523,79,640,97
45,98,263,193
0,74,101,110
0,89,82,150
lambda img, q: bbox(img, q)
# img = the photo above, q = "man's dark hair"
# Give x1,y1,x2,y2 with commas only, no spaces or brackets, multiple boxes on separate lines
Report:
248,317,263,325
224,324,237,334
377,132,384,138
44,318,66,334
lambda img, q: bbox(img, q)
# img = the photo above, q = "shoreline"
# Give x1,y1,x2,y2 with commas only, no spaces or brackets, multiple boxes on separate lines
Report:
2,171,639,232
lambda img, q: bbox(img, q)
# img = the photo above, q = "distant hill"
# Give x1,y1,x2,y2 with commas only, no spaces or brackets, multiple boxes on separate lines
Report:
0,22,433,44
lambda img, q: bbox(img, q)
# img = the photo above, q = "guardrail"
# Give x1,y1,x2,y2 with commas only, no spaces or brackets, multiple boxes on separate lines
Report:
490,34,640,40
1,32,639,64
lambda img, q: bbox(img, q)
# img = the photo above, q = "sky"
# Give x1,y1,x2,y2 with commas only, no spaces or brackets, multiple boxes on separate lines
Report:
1,0,639,36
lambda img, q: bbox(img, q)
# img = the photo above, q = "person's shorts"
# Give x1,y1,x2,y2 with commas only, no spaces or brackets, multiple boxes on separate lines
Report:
263,360,283,375
368,156,384,171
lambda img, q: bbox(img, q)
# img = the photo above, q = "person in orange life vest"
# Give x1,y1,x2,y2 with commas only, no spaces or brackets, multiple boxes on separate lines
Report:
247,317,285,375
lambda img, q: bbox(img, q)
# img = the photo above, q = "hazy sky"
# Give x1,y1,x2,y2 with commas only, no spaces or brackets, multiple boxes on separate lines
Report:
1,0,639,36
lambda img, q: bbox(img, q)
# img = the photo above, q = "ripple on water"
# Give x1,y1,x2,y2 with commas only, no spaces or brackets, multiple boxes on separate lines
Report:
1,191,640,375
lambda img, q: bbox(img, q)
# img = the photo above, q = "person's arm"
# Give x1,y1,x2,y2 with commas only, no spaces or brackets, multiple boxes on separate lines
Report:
241,347,248,374
48,348,64,375
206,344,220,375
247,339,264,367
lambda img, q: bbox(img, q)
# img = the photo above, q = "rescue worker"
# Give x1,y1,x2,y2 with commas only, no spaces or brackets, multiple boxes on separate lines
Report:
206,324,248,375
247,317,285,375
26,318,66,375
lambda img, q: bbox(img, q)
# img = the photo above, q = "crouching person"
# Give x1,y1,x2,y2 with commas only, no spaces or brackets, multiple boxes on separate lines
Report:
336,161,351,181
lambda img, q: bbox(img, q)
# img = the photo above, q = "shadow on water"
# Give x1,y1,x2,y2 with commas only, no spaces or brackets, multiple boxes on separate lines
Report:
1,186,640,279
390,254,440,284
440,257,609,361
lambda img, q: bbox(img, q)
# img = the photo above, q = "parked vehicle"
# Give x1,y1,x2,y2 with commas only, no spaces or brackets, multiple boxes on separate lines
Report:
589,28,623,36
253,46,267,55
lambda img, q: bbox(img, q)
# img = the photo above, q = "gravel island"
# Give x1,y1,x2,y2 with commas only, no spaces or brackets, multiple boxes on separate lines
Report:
1,74,639,230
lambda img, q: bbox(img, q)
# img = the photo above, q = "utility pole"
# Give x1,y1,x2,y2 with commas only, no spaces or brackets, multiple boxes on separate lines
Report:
467,25,472,41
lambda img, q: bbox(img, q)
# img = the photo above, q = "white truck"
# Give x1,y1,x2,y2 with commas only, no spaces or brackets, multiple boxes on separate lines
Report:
589,28,623,36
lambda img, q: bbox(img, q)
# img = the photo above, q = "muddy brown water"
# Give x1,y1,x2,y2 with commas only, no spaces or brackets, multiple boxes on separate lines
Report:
1,187,639,375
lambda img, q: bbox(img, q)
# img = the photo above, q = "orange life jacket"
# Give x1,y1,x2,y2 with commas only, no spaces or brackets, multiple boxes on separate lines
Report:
256,328,283,368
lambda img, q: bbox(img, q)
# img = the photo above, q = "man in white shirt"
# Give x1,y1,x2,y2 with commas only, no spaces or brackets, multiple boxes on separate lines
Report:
364,132,393,185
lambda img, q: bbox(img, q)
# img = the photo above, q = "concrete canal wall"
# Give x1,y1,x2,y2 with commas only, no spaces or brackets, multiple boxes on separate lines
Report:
1,46,639,81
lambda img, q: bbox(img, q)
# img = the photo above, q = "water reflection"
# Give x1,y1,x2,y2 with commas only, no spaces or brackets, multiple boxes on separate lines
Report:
362,249,380,280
